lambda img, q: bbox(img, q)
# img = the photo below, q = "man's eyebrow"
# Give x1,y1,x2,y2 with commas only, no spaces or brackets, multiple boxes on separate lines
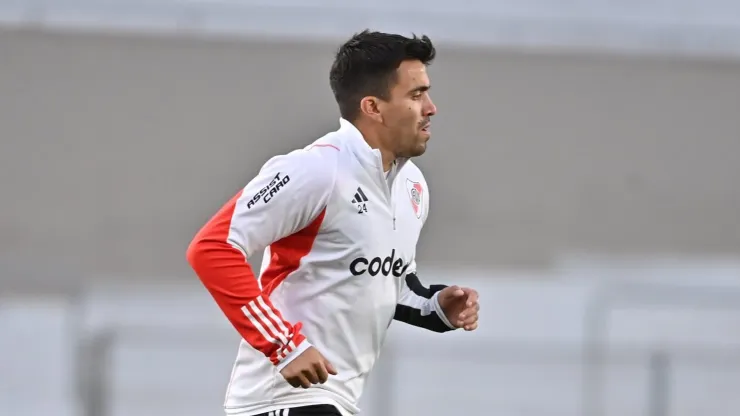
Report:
408,85,431,94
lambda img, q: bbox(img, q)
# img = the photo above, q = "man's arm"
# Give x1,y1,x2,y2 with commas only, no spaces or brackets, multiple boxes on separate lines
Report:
186,148,335,370
394,270,457,332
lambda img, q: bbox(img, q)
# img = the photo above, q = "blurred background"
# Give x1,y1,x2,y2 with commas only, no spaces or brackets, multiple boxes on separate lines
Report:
2,1,740,415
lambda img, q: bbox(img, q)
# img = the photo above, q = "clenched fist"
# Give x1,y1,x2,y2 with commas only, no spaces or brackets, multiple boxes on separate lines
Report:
437,285,480,331
280,346,338,388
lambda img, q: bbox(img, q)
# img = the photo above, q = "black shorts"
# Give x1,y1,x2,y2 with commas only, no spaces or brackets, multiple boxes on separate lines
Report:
254,404,342,416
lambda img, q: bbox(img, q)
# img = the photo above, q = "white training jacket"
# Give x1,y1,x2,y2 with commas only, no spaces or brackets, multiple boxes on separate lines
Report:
187,118,455,416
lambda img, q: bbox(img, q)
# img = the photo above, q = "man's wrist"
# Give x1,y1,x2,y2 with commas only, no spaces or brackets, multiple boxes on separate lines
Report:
275,339,313,371
431,291,458,330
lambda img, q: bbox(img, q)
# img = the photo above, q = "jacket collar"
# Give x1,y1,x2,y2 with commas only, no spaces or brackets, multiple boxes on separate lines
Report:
338,118,408,173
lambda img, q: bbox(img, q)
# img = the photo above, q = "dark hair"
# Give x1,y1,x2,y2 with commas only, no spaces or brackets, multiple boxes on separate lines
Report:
329,30,436,121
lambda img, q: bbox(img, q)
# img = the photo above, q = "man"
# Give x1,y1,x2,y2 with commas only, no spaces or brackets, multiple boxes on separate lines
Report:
186,30,480,416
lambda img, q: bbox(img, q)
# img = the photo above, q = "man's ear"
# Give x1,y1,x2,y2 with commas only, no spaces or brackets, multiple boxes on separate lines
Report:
359,96,383,123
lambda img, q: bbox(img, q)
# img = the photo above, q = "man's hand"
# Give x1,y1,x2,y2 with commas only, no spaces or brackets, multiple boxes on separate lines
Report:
280,346,338,388
437,286,479,331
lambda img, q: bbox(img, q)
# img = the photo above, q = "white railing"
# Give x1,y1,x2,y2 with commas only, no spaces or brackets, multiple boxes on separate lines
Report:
3,270,740,416
79,325,740,416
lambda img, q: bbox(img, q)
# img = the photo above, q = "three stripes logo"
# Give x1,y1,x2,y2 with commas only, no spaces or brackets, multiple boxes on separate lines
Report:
351,187,368,204
240,297,296,361
352,187,369,214
268,410,290,416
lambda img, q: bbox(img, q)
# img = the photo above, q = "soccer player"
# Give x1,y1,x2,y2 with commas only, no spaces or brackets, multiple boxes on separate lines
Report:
186,30,480,416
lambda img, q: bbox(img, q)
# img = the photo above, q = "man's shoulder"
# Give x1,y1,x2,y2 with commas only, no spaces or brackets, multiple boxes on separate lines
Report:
260,143,341,192
304,128,347,155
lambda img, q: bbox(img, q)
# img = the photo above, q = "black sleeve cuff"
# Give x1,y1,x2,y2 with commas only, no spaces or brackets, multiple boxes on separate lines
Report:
393,273,454,333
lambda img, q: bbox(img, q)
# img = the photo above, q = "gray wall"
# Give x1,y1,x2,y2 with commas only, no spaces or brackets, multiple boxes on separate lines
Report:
2,28,739,289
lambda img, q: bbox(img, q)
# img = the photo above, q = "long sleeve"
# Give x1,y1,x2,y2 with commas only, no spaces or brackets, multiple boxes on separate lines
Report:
186,148,336,369
394,265,456,332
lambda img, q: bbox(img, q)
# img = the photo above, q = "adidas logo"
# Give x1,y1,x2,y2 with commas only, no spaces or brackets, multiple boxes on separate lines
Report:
351,187,369,204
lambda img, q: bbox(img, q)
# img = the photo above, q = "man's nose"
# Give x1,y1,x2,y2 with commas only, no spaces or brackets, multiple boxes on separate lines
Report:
425,98,437,116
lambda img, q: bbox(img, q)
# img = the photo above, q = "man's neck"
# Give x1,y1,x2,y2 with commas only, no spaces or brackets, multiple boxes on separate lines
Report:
377,148,395,172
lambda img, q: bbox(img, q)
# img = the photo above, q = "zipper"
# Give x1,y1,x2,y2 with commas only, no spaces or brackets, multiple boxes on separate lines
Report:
392,198,397,230
378,159,397,230
389,166,397,231
391,174,397,231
